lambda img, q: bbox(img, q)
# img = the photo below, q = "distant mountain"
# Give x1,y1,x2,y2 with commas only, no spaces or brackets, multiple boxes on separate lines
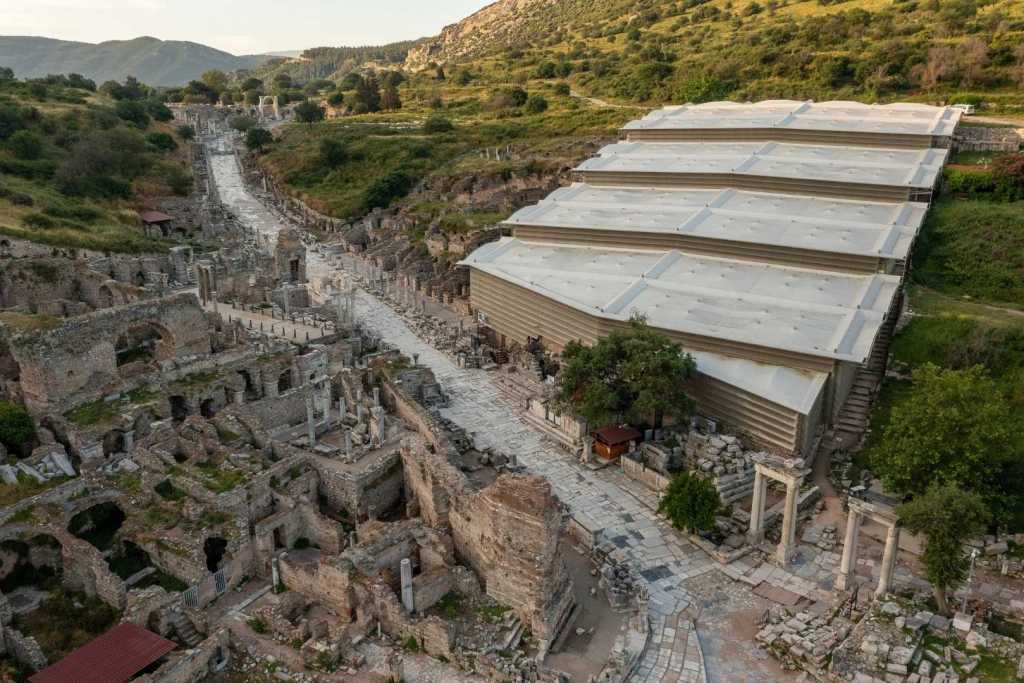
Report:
0,36,271,86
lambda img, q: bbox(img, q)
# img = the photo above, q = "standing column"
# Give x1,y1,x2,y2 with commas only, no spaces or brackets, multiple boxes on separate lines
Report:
835,511,861,591
305,394,316,446
748,470,768,544
400,558,415,614
776,479,799,565
876,525,901,597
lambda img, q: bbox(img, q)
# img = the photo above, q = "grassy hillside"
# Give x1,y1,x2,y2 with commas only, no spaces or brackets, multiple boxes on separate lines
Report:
0,36,267,87
407,0,1024,109
0,72,193,253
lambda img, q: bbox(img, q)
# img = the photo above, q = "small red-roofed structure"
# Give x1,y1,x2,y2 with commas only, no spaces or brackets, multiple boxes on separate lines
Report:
30,622,176,683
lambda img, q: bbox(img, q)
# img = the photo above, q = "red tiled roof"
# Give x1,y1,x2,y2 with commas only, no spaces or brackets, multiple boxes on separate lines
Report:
30,623,176,683
593,425,642,446
138,210,173,224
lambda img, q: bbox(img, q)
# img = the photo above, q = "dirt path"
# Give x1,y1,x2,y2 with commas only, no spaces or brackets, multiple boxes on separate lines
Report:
569,89,628,109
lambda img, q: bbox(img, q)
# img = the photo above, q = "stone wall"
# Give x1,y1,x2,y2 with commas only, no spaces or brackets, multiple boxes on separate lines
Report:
391,378,574,649
8,292,212,414
309,451,404,520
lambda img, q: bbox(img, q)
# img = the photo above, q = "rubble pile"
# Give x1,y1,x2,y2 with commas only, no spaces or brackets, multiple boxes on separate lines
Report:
756,605,853,674
684,431,762,504
828,600,1024,683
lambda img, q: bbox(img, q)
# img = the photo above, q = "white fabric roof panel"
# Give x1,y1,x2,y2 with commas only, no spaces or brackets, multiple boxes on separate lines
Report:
507,184,926,260
624,100,962,138
462,237,901,363
689,350,828,415
577,141,949,189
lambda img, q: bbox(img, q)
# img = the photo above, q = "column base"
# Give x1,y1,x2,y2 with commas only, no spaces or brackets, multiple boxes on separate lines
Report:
775,542,795,566
835,572,853,592
747,530,765,546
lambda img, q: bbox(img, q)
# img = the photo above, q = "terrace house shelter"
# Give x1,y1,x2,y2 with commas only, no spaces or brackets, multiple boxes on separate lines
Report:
461,100,960,455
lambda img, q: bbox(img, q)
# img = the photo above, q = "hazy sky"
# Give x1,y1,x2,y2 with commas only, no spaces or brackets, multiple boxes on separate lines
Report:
3,0,494,54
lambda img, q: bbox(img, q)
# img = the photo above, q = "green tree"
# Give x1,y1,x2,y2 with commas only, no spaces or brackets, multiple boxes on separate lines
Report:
240,77,263,91
245,127,273,152
898,483,989,614
228,115,257,133
381,83,402,111
201,69,228,93
176,124,195,141
872,364,1018,519
362,170,411,212
353,76,382,113
0,401,35,457
293,99,325,124
658,472,720,533
557,317,697,427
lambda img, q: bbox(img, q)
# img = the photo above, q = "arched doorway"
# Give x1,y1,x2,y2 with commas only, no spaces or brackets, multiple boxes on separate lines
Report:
115,322,173,368
203,537,228,572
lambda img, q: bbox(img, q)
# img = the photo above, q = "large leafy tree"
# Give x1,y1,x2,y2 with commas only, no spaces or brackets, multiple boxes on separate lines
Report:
293,99,325,124
557,317,696,427
898,483,989,615
244,128,273,152
658,472,720,533
872,364,1019,524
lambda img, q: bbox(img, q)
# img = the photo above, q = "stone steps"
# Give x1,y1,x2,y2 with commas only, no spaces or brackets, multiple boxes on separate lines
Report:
169,609,202,648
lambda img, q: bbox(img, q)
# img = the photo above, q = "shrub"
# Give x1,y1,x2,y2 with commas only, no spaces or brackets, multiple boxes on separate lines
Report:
175,124,195,140
228,115,256,133
992,153,1024,200
247,617,267,634
7,130,43,160
114,100,150,128
525,95,549,114
658,471,720,533
362,170,412,211
145,132,177,152
553,82,571,96
319,138,347,167
21,212,56,229
944,168,996,197
422,115,454,134
0,402,35,456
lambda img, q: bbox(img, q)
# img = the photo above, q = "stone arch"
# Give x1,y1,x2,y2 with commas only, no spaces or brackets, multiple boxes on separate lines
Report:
68,501,126,552
115,321,175,368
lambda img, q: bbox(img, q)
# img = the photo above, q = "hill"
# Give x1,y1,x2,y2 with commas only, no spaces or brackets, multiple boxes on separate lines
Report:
404,0,1024,107
0,36,269,87
0,72,194,252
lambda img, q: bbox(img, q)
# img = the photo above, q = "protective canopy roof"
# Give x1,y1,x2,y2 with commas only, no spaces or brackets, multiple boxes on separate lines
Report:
623,100,962,138
507,183,927,261
577,140,948,189
462,237,900,365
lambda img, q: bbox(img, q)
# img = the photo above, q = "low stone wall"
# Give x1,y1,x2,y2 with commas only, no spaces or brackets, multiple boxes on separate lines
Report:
139,629,230,683
621,455,671,494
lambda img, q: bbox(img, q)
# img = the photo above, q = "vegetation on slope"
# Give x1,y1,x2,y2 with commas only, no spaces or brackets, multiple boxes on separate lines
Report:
0,69,191,252
406,0,1024,107
259,93,637,220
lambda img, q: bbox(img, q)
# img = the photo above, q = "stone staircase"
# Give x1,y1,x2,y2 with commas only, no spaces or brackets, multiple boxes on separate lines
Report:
833,291,901,442
714,470,756,506
169,608,202,647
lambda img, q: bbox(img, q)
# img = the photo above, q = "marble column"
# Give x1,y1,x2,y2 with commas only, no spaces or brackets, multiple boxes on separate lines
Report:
747,470,768,544
776,480,799,565
835,511,861,591
876,524,901,597
305,394,316,447
400,558,414,614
